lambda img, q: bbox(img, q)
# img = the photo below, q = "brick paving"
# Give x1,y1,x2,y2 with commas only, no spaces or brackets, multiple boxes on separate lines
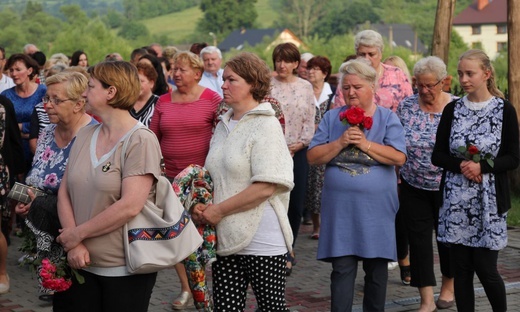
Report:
2,226,520,311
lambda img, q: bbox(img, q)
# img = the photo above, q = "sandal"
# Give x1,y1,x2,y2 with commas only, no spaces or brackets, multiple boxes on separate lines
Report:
172,291,193,310
399,265,411,285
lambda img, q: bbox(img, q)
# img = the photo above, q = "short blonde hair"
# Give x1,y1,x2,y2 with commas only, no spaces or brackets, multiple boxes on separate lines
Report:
45,71,88,102
88,61,140,110
173,51,204,80
339,58,377,87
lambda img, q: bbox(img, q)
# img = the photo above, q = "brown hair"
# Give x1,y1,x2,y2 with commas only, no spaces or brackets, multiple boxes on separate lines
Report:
88,61,140,110
136,62,158,88
6,53,40,80
272,43,301,74
225,52,271,102
307,56,332,81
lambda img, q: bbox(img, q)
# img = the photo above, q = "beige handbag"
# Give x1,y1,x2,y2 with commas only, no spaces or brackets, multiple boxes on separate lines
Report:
121,126,203,274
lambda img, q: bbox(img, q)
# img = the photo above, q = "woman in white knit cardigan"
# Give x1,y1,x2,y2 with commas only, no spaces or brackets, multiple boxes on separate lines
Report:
194,52,294,312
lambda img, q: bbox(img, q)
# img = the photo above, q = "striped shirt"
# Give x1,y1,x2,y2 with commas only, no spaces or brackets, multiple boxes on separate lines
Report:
150,88,221,177
130,94,159,128
29,102,50,140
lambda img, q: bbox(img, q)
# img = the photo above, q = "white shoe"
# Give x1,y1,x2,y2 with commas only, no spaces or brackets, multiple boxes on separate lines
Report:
0,274,10,294
387,261,398,270
17,254,36,264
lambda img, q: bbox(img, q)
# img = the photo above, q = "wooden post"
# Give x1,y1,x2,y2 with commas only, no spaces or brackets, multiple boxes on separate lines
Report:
431,0,456,64
507,0,520,194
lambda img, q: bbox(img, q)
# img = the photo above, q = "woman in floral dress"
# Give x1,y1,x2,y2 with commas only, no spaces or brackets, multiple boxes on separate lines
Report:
432,49,519,312
14,71,97,304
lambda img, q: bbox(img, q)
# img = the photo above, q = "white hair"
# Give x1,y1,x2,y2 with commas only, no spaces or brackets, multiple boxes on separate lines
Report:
301,52,314,62
200,46,222,59
355,30,384,53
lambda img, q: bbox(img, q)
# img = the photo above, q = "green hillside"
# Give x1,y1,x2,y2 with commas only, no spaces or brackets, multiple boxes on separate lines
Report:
141,0,276,43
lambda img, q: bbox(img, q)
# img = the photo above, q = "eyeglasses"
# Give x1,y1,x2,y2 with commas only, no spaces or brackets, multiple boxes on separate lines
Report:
416,77,445,91
42,95,73,105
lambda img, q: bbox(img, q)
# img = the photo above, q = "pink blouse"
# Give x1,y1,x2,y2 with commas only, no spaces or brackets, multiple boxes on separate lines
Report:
331,63,413,112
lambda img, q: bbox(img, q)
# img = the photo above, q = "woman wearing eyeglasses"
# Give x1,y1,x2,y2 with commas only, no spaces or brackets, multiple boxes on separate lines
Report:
396,56,457,311
15,71,97,304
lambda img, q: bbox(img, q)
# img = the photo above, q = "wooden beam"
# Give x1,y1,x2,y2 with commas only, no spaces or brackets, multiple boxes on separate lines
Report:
431,0,456,65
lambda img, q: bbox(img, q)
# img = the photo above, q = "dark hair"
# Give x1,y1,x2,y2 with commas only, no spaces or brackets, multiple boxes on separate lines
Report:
138,54,169,95
225,52,271,102
145,46,158,57
70,50,87,66
0,47,6,60
272,43,300,74
6,54,40,79
130,48,149,64
29,51,46,68
189,42,208,57
307,56,332,81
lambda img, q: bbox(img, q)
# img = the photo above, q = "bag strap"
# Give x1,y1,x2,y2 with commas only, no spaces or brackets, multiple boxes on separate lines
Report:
120,123,145,169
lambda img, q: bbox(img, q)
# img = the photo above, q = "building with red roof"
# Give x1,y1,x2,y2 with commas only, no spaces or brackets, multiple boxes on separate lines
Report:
453,0,507,59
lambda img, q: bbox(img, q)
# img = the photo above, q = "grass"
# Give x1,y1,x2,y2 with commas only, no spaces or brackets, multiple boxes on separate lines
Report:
141,0,277,43
508,195,520,227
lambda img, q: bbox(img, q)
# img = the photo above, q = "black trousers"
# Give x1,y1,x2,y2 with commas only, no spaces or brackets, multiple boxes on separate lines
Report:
53,270,157,312
451,244,506,312
330,256,388,312
399,179,453,287
287,148,309,246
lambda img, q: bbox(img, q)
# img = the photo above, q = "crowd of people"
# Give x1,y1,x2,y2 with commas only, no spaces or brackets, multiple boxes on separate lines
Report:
0,28,516,312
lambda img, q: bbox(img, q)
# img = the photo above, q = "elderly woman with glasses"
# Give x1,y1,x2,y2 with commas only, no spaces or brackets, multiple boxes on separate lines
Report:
15,71,97,304
396,56,457,311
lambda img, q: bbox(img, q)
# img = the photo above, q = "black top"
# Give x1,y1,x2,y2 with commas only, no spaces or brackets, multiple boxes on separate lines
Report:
432,98,520,214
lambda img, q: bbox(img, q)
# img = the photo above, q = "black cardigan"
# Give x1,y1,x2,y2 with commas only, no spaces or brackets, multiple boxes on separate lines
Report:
431,98,520,214
0,95,26,179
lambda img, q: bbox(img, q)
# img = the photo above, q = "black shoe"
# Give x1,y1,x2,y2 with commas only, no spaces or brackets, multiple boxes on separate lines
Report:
39,294,54,302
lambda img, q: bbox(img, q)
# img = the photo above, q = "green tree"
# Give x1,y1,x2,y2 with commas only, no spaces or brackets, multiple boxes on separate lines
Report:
104,8,126,29
312,0,380,39
197,0,258,36
118,20,150,41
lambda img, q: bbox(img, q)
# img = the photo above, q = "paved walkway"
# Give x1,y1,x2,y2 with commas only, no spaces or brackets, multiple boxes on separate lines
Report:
2,225,520,311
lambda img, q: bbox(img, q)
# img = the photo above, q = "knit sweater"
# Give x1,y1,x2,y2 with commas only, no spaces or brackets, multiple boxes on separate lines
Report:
205,102,294,256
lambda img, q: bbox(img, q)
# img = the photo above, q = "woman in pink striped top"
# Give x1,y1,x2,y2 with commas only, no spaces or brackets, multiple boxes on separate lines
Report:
149,51,221,310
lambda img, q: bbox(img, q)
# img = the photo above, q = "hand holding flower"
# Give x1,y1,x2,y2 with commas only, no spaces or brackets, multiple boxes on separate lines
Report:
460,160,482,183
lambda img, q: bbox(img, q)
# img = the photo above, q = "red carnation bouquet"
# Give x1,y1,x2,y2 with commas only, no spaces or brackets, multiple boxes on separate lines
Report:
339,106,373,130
457,143,494,167
39,257,84,292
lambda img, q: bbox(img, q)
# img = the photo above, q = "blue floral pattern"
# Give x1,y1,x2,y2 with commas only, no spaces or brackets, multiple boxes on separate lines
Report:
437,97,507,250
26,124,76,194
397,94,458,190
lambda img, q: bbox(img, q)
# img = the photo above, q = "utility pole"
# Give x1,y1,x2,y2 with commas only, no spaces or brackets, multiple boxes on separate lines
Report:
431,0,456,65
508,0,520,193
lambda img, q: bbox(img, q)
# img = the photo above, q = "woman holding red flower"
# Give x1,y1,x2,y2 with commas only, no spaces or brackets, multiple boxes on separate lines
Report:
432,50,519,312
307,59,406,311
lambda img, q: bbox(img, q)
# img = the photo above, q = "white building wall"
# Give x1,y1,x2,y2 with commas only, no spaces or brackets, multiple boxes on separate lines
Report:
454,24,508,59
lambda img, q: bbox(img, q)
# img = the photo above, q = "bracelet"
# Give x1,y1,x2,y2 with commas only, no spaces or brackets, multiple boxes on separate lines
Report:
366,141,372,153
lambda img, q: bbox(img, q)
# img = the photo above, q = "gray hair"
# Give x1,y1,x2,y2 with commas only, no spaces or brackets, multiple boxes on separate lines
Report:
355,30,384,53
49,53,70,66
339,58,377,87
301,52,314,62
200,46,222,59
413,56,447,80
